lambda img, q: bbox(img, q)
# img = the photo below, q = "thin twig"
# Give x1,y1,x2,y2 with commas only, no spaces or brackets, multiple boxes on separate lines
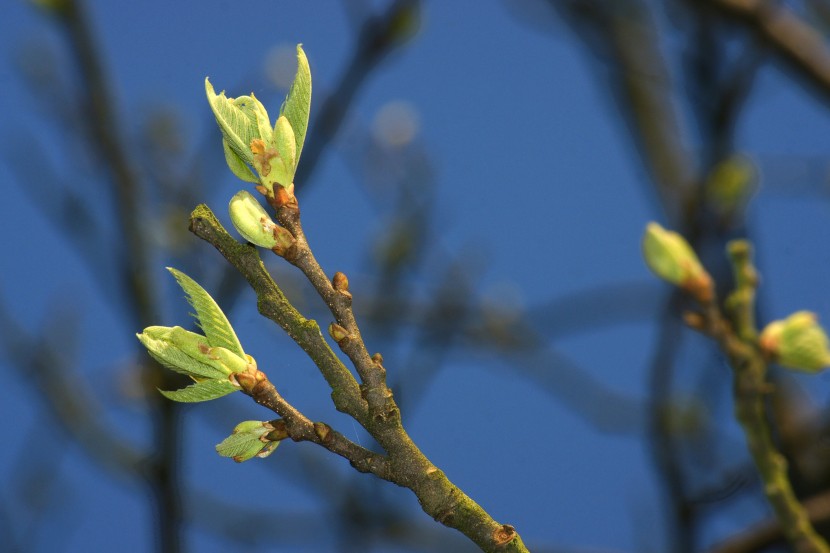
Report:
688,241,830,553
707,0,830,101
189,204,530,553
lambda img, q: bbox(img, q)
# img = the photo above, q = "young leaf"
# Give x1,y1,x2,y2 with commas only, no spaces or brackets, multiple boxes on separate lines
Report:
167,268,245,357
205,78,261,167
159,379,238,403
279,45,311,169
222,139,258,183
216,421,280,462
137,326,230,380
272,115,297,186
216,432,262,460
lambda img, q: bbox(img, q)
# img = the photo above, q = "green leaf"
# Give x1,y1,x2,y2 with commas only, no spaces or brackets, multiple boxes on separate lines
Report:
205,78,263,168
271,115,297,186
137,326,230,380
253,96,275,148
217,437,263,460
167,268,245,357
279,45,311,169
222,139,258,183
159,379,238,403
215,420,279,462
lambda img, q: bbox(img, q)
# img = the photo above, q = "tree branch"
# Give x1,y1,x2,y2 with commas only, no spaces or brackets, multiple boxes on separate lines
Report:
687,241,830,553
189,203,529,553
189,205,368,421
708,0,830,101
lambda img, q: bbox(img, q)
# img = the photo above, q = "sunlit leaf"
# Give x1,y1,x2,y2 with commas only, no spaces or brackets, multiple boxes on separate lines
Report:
205,78,261,167
167,268,245,357
271,115,296,186
137,326,229,380
222,138,258,183
279,45,311,169
159,378,238,403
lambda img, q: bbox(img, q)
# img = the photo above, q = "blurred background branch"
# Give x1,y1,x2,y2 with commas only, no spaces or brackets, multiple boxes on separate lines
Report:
4,0,830,551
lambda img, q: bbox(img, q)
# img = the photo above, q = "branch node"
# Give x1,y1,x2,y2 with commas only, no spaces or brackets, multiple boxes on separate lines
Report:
313,421,333,444
493,524,517,547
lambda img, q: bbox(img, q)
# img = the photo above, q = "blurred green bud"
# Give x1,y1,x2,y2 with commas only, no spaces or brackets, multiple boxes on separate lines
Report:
705,154,758,219
760,311,830,372
642,222,713,301
229,190,280,248
216,420,281,463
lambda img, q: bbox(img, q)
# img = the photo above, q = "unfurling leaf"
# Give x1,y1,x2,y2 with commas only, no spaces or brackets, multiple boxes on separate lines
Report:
205,78,265,168
159,379,239,403
222,138,258,183
137,269,255,402
167,267,245,357
280,45,311,168
137,326,235,380
271,115,297,187
216,420,281,462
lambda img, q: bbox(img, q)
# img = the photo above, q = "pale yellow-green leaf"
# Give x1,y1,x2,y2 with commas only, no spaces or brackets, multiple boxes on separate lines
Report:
222,138,258,183
253,95,275,148
159,379,238,403
167,268,245,358
271,115,296,187
137,326,229,380
279,45,311,168
205,78,260,166
215,420,274,462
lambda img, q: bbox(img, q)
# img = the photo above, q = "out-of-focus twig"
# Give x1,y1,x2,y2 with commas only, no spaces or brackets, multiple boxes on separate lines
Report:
0,294,145,472
295,0,421,190
707,488,830,553
707,0,830,101
554,0,697,220
689,241,830,553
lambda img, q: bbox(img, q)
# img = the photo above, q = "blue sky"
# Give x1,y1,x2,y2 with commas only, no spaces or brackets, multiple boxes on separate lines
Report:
2,1,830,552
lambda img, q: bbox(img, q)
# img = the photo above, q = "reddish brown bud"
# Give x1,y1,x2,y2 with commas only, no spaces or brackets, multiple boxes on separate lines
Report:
313,422,332,443
264,419,289,441
332,272,349,292
273,185,294,208
233,371,257,394
269,225,297,258
328,323,350,344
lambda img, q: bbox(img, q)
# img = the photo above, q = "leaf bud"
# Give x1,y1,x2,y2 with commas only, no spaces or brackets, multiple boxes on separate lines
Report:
760,311,830,372
705,153,758,219
229,190,283,249
215,420,281,463
642,222,713,301
328,323,349,344
137,326,248,380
